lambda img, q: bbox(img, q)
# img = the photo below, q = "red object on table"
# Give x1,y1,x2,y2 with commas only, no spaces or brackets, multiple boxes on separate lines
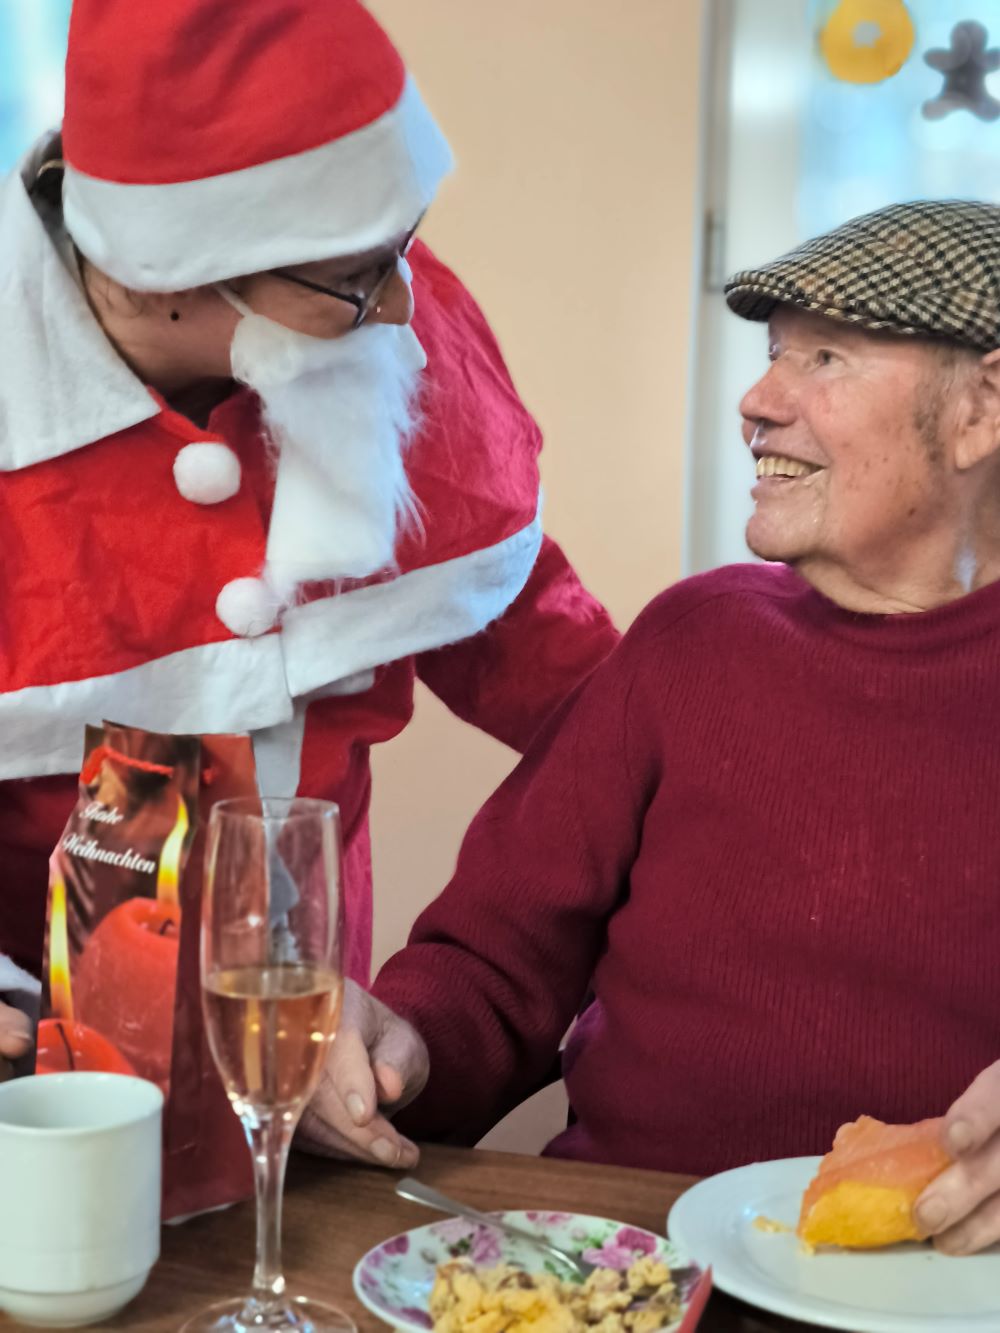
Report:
678,1266,712,1333
74,897,181,1091
35,1018,137,1075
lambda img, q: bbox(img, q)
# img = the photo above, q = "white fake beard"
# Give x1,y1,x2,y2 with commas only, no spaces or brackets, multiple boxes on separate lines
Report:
227,303,425,601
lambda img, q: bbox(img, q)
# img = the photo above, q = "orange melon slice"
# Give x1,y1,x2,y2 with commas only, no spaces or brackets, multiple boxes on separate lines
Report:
798,1115,951,1249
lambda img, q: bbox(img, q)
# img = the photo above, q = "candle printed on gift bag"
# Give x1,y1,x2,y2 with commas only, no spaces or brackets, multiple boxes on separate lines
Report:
39,728,200,1095
34,722,261,1223
35,870,139,1077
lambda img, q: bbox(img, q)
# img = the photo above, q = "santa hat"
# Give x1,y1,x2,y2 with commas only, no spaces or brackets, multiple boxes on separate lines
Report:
61,0,453,292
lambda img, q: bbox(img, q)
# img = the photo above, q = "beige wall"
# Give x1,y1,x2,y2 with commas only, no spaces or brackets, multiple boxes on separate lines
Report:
367,1,705,974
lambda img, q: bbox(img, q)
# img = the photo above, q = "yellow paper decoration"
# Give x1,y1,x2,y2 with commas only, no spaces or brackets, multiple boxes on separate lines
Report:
820,0,916,85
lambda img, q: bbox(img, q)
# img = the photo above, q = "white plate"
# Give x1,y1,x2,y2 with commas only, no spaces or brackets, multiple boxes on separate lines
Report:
352,1209,701,1331
668,1156,1000,1333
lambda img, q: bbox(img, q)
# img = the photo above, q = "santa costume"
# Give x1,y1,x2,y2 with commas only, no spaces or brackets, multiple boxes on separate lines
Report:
0,0,617,988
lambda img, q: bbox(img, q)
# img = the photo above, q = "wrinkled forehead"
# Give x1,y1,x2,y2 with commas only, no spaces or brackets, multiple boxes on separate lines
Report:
768,306,846,338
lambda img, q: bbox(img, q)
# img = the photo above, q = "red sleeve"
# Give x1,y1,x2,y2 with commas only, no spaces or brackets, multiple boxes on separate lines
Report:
416,535,620,753
373,614,659,1143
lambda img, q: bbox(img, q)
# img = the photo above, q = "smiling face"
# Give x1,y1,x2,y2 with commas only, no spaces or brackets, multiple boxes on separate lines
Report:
740,308,975,598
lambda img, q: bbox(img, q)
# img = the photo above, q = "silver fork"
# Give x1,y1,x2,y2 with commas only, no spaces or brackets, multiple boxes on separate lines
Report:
396,1177,597,1280
395,1176,697,1289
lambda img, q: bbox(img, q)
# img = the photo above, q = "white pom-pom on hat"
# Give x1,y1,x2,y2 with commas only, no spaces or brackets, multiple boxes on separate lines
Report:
173,441,242,505
215,577,280,638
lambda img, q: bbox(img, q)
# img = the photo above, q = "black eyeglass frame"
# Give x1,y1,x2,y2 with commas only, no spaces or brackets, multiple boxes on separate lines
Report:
270,218,422,330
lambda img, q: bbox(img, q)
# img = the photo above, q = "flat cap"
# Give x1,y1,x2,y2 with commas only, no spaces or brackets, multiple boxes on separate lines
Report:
725,199,1000,352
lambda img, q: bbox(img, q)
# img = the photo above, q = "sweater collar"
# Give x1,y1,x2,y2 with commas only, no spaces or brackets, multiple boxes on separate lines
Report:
782,562,1000,652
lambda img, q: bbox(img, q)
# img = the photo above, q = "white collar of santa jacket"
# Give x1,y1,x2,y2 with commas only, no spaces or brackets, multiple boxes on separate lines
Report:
0,132,162,471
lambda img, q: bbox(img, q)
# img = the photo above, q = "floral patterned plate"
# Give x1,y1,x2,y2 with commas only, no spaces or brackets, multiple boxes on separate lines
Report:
352,1209,701,1331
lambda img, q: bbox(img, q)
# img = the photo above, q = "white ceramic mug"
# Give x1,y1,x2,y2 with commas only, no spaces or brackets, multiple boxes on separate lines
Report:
0,1072,163,1327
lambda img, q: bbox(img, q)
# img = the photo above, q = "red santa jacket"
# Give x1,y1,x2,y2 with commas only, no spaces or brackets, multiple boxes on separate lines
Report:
0,142,619,983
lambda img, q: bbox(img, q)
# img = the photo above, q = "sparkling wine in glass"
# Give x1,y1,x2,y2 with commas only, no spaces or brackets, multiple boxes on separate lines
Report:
181,797,354,1333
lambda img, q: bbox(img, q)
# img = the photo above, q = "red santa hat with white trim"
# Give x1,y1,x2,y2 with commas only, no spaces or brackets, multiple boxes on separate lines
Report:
60,0,453,292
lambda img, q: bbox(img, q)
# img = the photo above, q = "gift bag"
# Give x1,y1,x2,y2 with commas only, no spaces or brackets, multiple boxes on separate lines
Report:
36,721,256,1220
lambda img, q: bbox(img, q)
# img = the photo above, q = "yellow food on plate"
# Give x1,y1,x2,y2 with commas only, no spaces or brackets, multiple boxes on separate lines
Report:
798,1115,951,1250
430,1256,682,1333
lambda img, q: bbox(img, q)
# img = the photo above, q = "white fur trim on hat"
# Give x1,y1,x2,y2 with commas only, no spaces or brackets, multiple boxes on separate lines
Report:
216,577,281,638
173,441,241,505
64,78,453,292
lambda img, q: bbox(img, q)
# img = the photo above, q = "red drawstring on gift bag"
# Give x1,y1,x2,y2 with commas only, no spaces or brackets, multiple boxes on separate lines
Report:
80,745,175,785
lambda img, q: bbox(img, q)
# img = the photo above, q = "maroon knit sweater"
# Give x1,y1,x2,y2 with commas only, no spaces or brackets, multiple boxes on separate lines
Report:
374,563,1000,1176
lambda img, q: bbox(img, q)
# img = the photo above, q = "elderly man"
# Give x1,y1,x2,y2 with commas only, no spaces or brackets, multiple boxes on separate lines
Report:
308,199,1000,1255
0,0,617,1086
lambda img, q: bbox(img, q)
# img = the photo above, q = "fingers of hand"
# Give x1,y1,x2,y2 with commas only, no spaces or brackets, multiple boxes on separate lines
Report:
296,1102,419,1169
336,981,421,1122
370,1010,428,1111
916,1137,1000,1239
305,1025,419,1170
326,1017,381,1128
916,1061,1000,1241
373,1061,405,1107
0,1005,32,1058
933,1187,1000,1256
941,1060,1000,1158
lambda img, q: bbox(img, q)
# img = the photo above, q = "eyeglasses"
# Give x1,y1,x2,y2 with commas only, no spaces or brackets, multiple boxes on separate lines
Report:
270,218,422,330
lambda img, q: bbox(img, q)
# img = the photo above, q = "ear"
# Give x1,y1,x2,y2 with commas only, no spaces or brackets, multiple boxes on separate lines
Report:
954,349,1000,472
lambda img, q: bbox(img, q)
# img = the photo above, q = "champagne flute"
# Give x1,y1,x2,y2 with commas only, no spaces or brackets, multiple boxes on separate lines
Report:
181,797,354,1333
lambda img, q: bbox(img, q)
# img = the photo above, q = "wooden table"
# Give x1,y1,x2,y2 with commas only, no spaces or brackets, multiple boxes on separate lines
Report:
3,1145,820,1331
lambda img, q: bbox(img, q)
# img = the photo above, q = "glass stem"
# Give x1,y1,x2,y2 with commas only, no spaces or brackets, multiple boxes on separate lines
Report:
247,1111,296,1309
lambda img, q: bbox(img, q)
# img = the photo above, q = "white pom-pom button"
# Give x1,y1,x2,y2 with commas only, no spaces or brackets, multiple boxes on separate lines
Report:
216,577,280,638
173,441,241,505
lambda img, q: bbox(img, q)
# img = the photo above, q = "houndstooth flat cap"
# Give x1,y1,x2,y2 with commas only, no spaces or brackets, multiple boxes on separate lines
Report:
725,200,1000,352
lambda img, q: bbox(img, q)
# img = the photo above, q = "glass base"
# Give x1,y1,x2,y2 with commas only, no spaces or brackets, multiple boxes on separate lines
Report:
179,1294,357,1333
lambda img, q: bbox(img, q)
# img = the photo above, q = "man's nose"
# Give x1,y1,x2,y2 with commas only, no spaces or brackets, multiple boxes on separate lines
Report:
370,267,414,327
739,363,795,433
